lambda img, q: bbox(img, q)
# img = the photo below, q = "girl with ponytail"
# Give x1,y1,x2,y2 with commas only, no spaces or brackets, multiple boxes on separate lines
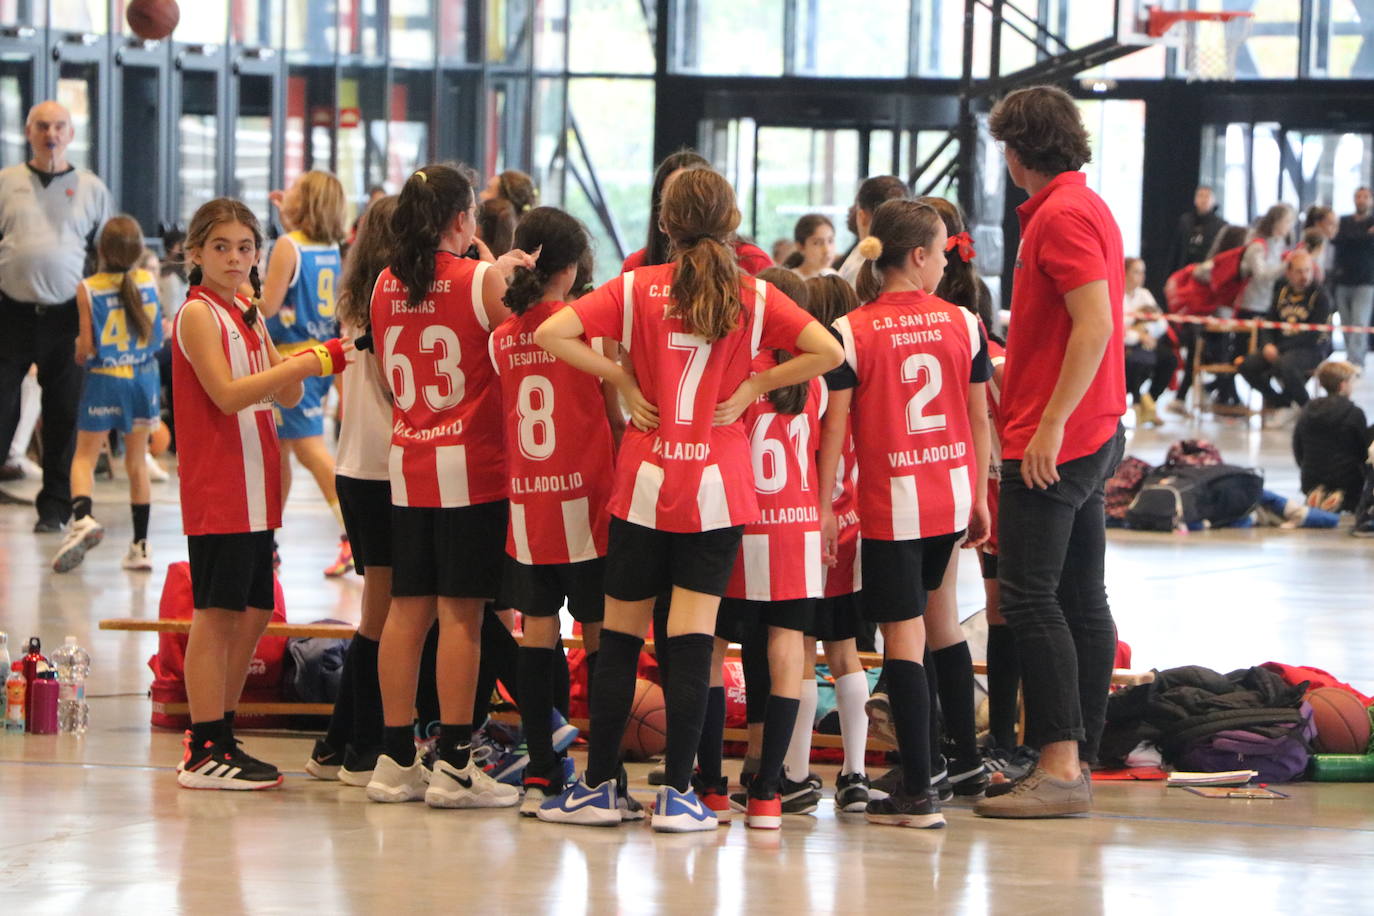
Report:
172,196,349,791
817,197,991,830
366,163,535,810
533,168,842,832
53,215,164,575
489,207,630,813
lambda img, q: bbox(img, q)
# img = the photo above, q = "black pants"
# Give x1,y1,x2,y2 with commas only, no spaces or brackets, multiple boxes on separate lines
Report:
0,300,84,522
1238,346,1323,408
1124,339,1178,404
998,425,1124,763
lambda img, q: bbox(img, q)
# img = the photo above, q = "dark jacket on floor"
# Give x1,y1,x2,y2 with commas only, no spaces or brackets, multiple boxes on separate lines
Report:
1293,395,1372,510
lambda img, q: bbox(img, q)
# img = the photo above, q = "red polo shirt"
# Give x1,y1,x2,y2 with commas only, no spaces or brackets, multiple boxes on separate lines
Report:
1001,171,1125,463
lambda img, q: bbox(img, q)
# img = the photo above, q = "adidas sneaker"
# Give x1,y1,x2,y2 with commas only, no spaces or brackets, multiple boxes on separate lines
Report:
176,732,283,791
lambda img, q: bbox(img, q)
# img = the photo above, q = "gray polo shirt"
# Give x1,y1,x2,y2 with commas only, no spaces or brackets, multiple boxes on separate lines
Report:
0,163,114,305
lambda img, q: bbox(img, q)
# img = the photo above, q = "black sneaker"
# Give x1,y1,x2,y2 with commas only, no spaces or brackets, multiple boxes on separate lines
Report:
729,768,756,812
948,757,990,797
648,767,666,786
306,739,343,780
870,766,902,799
931,774,954,803
865,790,945,828
834,772,871,812
33,514,65,534
780,777,819,815
340,745,382,786
177,733,282,790
805,771,823,792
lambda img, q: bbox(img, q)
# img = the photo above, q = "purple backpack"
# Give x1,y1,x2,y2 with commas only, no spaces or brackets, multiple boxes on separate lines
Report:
1171,703,1316,783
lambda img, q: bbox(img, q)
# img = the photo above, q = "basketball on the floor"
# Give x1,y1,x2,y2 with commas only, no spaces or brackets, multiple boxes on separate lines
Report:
149,420,171,456
621,678,666,761
1306,687,1373,754
126,0,180,40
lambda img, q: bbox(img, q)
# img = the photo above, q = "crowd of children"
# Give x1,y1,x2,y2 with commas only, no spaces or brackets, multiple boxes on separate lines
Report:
39,125,1372,830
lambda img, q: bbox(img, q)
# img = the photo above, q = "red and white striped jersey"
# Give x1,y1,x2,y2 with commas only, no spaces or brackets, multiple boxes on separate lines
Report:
725,358,826,602
171,286,282,536
490,300,614,564
370,252,506,508
833,290,985,541
572,265,815,533
823,420,862,598
987,338,1006,475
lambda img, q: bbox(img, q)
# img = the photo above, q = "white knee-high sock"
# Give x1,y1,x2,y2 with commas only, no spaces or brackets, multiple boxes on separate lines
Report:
783,678,819,782
833,671,870,777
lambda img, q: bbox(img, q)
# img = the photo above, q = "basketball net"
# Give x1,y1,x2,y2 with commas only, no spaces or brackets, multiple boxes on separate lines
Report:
1179,15,1254,81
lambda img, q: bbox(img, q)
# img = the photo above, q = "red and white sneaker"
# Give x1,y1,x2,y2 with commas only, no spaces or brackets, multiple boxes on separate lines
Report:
324,535,354,578
691,774,733,823
746,792,783,830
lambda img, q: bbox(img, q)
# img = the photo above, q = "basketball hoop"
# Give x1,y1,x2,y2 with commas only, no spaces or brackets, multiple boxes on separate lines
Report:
1146,8,1254,81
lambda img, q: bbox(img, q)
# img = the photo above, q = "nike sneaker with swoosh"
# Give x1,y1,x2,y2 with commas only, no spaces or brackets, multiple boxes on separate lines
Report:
426,759,521,809
537,775,621,827
651,786,719,833
366,754,429,803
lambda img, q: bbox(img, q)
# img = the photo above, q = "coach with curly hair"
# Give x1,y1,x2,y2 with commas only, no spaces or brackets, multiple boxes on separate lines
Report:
975,86,1126,819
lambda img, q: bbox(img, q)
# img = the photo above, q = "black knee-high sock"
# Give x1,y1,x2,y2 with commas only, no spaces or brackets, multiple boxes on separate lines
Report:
350,635,382,750
416,622,441,731
756,694,801,796
662,633,715,794
586,630,644,787
584,650,598,696
924,648,943,771
933,642,979,763
519,646,559,777
324,638,360,750
740,625,771,725
885,658,933,796
553,638,571,718
652,594,671,682
473,608,520,728
695,685,726,786
384,725,415,765
985,624,1021,751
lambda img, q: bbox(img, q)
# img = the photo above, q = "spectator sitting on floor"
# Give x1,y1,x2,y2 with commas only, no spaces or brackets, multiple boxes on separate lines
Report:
1122,256,1176,428
1292,360,1371,512
1237,249,1331,426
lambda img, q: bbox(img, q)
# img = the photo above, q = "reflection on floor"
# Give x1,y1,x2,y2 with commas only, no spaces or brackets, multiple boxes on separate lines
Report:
2,388,1372,911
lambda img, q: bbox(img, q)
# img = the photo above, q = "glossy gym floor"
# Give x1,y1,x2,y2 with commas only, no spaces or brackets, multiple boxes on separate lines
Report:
2,388,1372,913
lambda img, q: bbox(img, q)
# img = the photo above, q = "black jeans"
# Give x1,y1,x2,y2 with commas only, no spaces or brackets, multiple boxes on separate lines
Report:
1238,345,1323,408
998,425,1124,762
0,299,85,522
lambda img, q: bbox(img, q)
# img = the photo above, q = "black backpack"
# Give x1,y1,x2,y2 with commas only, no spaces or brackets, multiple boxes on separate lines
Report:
1125,464,1264,531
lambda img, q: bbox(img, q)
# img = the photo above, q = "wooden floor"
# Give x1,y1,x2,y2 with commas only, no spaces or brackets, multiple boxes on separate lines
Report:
2,384,1372,913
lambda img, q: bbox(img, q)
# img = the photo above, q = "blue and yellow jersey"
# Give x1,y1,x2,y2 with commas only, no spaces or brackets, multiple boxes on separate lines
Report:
82,269,163,372
265,231,342,352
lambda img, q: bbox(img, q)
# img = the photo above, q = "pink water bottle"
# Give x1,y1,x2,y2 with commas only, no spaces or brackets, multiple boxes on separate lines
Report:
28,670,59,735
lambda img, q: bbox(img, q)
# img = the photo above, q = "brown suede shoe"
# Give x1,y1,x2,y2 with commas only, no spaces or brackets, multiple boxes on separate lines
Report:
974,767,1091,818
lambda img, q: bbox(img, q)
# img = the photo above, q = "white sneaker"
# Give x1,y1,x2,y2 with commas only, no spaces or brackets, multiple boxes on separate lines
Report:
12,455,42,479
122,539,153,571
145,453,170,483
425,759,521,809
52,515,104,573
365,754,428,803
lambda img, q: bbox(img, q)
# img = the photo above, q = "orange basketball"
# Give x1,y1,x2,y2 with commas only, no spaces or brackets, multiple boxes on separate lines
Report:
126,0,180,41
149,420,171,456
621,678,667,761
1306,687,1373,755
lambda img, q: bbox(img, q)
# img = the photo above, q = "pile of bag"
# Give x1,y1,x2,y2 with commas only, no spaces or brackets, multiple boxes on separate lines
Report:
1105,438,1264,532
1100,665,1316,783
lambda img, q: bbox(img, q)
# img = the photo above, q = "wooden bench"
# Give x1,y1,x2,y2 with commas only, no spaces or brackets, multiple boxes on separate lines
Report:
100,617,1154,743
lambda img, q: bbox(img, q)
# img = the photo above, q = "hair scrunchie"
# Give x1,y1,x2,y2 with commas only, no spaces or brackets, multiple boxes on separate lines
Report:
945,231,976,262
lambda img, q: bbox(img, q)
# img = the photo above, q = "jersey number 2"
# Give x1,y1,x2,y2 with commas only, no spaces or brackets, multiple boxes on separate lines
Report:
901,353,946,435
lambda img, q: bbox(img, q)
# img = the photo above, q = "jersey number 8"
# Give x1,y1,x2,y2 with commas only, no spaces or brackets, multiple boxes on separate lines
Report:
384,324,465,412
516,375,556,460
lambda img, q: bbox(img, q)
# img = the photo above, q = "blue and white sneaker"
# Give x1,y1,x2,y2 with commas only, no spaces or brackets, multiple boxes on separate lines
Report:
536,775,621,827
487,743,530,786
651,786,719,833
551,709,580,754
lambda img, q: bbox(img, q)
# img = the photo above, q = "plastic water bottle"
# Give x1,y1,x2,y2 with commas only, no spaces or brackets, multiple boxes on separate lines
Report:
4,662,23,733
52,636,91,735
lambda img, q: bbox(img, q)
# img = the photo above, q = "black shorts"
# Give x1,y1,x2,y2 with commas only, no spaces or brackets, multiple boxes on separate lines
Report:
501,556,606,623
979,548,998,580
187,531,275,612
859,532,962,623
604,517,744,601
809,593,864,642
391,501,508,599
717,597,814,638
336,475,393,575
